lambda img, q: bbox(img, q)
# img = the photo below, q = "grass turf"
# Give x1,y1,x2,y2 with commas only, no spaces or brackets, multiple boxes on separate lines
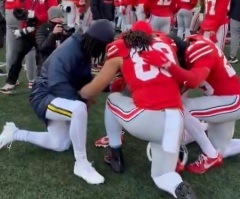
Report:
0,47,240,199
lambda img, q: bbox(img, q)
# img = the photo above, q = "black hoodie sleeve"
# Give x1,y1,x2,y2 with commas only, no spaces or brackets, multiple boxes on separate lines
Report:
35,24,57,55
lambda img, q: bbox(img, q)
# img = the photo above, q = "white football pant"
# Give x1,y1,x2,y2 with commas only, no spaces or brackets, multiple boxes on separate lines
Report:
177,9,193,39
147,15,171,34
105,92,184,198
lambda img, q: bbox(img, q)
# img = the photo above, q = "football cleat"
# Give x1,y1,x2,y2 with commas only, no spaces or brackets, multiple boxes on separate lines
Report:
175,181,198,199
74,161,105,185
95,131,125,148
186,152,223,174
104,147,124,173
0,122,18,149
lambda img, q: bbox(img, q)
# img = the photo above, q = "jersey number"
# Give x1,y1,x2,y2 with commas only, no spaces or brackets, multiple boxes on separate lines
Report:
131,42,175,81
157,0,171,6
206,0,216,15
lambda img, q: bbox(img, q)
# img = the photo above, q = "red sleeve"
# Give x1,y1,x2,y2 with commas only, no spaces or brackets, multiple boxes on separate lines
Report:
190,0,198,8
105,40,126,60
168,41,217,88
167,61,211,89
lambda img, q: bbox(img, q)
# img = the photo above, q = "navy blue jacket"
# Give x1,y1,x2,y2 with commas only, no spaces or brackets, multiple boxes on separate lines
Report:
229,0,240,22
29,33,93,123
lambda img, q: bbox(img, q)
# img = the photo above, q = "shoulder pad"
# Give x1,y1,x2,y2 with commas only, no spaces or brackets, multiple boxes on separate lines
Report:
185,40,213,63
106,39,125,60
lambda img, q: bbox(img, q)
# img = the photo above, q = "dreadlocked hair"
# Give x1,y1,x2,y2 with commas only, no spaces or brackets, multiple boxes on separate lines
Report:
82,33,108,63
122,30,153,54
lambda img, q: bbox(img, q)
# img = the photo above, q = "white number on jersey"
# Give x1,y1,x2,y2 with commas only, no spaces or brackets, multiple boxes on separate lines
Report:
181,0,190,2
157,0,171,6
131,42,175,81
206,0,216,15
215,46,236,77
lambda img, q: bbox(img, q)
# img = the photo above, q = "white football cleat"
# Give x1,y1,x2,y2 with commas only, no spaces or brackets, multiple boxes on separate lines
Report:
74,162,105,185
0,122,18,149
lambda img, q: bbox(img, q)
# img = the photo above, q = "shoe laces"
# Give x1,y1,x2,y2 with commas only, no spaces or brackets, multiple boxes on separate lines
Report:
195,154,208,167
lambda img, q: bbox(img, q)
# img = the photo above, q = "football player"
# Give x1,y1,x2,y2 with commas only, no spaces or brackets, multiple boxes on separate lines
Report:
147,0,178,34
199,0,230,50
79,21,198,199
176,0,198,39
142,34,240,174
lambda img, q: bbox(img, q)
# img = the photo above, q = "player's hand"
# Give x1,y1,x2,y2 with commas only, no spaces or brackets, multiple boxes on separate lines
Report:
140,50,171,68
110,76,126,93
52,24,63,34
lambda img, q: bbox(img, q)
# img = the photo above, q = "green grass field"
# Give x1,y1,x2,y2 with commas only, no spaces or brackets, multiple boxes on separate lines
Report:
0,47,240,199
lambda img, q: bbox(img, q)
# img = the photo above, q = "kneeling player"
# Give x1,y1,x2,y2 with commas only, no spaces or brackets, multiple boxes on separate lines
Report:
80,22,198,199
142,34,240,174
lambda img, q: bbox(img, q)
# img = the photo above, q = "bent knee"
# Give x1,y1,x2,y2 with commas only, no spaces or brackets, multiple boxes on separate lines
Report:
52,141,71,152
71,101,87,117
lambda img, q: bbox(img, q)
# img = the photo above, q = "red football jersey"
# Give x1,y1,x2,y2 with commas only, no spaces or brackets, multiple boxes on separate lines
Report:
105,38,183,110
177,0,198,11
149,0,177,17
185,35,240,96
200,0,230,32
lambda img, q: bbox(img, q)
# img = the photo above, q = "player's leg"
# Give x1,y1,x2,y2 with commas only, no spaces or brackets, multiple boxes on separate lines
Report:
182,9,193,38
216,23,228,51
135,4,146,21
184,95,240,173
148,15,161,31
0,97,104,184
25,47,37,88
177,9,185,39
184,95,240,123
105,93,197,198
229,18,240,63
190,9,200,33
159,17,171,34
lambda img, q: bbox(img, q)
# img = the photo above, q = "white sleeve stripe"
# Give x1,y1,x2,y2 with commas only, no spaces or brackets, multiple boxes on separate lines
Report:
188,45,211,59
190,49,213,63
107,48,118,57
108,45,117,51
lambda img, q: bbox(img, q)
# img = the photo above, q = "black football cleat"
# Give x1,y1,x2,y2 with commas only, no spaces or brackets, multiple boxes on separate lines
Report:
175,181,197,199
104,147,124,173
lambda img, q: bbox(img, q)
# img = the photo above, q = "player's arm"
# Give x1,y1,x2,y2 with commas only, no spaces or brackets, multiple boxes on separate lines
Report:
79,57,122,99
166,60,212,88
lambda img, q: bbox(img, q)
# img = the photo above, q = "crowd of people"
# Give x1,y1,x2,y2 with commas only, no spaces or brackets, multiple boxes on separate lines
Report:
0,0,240,199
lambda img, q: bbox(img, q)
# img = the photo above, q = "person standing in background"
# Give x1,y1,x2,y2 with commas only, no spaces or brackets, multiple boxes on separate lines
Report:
90,0,115,25
228,0,240,64
176,0,198,39
1,0,58,93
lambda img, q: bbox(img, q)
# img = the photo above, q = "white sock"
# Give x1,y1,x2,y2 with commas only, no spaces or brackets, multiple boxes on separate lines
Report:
69,107,89,164
104,105,122,148
182,130,195,145
184,109,218,158
153,172,183,198
223,139,240,158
